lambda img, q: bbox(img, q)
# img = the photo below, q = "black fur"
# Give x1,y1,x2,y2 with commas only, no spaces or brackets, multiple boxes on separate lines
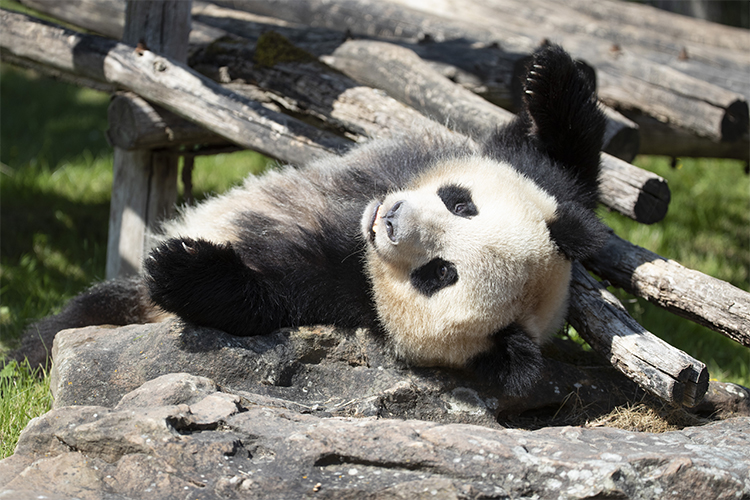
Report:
437,184,478,218
410,258,459,297
469,323,544,397
19,45,607,396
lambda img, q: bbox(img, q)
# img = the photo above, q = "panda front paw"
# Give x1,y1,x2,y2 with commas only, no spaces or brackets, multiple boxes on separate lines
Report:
145,237,247,317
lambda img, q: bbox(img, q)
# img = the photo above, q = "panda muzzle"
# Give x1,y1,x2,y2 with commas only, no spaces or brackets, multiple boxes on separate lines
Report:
383,200,406,243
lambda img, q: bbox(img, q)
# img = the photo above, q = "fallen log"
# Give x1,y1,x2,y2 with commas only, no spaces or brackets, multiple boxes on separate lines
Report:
586,232,750,348
553,0,750,52
420,0,750,103
0,9,350,166
222,0,747,145
568,262,709,407
626,112,749,161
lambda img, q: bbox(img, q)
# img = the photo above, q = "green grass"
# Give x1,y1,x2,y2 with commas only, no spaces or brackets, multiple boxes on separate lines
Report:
0,360,52,457
1,62,749,457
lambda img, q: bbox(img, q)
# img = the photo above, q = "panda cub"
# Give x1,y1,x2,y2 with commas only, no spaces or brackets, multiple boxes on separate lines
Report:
22,45,607,396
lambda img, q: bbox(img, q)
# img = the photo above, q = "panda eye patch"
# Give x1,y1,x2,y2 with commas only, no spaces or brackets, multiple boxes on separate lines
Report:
410,258,459,297
437,185,478,218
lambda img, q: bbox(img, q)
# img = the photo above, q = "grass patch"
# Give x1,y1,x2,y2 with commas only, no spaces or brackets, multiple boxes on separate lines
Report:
0,360,52,457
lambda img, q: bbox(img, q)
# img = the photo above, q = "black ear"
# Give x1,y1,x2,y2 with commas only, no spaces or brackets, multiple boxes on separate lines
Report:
522,44,606,193
469,323,544,397
547,201,609,261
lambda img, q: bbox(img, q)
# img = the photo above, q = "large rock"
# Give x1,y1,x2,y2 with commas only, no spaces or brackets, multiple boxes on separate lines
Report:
47,320,656,427
1,373,748,499
48,320,750,423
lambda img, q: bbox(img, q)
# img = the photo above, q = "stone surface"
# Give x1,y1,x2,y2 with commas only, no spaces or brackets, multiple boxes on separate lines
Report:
1,373,749,499
47,320,655,427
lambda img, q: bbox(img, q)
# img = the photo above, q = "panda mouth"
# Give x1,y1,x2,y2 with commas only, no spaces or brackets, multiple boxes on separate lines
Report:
367,202,382,243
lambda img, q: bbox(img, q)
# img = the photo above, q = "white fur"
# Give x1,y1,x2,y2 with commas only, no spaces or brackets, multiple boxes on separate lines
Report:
363,157,569,367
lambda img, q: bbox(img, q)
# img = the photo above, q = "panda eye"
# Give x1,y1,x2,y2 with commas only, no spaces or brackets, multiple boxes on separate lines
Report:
411,258,458,297
437,185,478,218
437,263,449,280
453,202,468,215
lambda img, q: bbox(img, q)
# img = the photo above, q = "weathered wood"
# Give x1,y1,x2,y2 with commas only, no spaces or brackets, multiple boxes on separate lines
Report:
554,0,750,52
106,149,178,277
224,0,747,145
21,0,749,158
106,91,228,150
104,0,190,279
568,263,709,407
626,112,749,161
428,0,750,102
0,9,350,164
597,155,671,225
569,43,748,144
322,40,668,224
586,232,750,348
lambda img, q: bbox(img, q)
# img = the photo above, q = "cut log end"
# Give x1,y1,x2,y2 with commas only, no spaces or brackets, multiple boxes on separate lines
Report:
722,99,750,143
633,177,671,225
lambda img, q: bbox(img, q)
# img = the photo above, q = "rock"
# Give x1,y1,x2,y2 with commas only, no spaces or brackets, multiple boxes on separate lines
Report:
1,373,748,499
48,320,658,427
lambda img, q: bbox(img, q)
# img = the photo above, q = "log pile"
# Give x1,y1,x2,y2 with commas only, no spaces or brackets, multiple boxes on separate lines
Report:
2,0,749,409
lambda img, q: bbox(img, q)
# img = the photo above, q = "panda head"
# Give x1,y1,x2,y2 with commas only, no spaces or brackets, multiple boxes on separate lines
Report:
361,156,572,368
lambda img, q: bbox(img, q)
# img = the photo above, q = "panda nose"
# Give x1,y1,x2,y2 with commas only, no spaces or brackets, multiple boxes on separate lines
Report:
383,200,405,243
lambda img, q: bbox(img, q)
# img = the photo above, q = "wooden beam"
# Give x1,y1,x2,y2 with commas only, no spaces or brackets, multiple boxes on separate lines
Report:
568,263,709,407
104,0,191,278
586,232,750,348
0,9,350,163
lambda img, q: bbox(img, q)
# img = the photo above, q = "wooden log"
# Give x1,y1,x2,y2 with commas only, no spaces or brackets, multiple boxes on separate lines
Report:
223,0,747,145
106,91,228,150
107,148,178,276
22,0,747,158
322,40,668,224
0,9,350,165
568,263,709,407
585,232,750,348
424,0,750,102
626,112,749,161
553,0,750,52
597,155,670,225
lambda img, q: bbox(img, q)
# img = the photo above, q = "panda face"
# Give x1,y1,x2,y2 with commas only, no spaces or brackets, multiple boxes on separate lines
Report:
361,157,572,368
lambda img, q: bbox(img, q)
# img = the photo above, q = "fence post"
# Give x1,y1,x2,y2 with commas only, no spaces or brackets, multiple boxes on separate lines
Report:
105,0,192,279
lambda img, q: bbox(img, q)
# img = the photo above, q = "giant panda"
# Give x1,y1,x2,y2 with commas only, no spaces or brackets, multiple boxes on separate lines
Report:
18,45,608,396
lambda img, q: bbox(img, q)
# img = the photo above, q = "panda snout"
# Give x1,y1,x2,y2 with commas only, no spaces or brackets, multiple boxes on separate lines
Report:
383,200,405,243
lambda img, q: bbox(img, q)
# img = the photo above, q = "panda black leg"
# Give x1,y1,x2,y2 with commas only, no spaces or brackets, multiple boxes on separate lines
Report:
468,323,544,397
523,44,605,192
145,237,285,336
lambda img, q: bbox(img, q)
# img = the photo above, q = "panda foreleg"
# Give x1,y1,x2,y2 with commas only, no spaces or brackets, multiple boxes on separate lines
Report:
145,237,286,337
468,323,544,397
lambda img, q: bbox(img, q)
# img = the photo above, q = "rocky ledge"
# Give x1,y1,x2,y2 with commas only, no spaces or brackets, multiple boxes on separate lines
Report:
1,321,749,499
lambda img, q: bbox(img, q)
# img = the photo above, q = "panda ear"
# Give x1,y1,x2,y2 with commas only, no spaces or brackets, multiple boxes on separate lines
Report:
522,44,606,191
547,201,609,261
